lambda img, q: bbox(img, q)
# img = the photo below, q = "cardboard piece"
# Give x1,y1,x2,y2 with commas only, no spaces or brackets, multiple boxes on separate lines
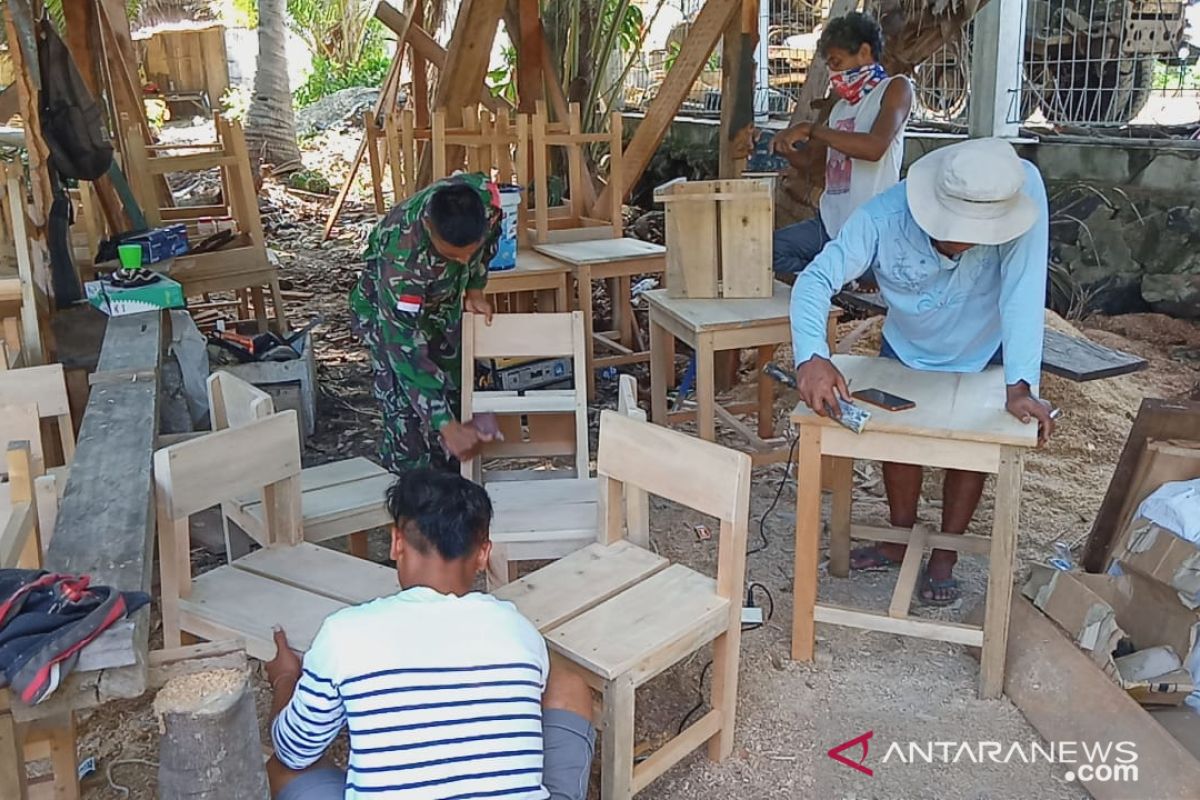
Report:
1106,440,1200,563
1118,518,1200,608
85,275,186,317
1024,566,1200,706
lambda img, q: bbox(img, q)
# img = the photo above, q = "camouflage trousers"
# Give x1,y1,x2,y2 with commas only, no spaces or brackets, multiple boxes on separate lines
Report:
377,389,460,474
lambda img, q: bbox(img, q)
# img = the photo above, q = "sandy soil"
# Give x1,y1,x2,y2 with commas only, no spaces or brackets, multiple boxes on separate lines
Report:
66,134,1200,799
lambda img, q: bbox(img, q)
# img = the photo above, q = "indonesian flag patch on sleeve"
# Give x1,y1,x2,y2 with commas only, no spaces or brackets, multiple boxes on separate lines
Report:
396,294,423,314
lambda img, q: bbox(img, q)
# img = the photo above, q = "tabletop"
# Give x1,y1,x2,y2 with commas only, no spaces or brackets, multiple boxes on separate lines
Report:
790,355,1038,447
534,237,666,265
489,249,573,277
644,281,792,332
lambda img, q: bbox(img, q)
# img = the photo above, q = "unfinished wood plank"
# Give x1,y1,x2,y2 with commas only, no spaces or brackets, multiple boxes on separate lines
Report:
0,403,45,476
852,523,992,556
494,541,667,632
0,690,26,798
632,710,721,794
718,188,773,298
467,311,580,358
980,446,1022,699
233,543,397,605
489,503,598,540
487,478,598,508
534,238,665,266
549,564,726,680
888,526,927,619
814,603,984,647
791,424,822,661
600,675,635,800
180,567,346,660
471,390,578,415
1005,595,1200,799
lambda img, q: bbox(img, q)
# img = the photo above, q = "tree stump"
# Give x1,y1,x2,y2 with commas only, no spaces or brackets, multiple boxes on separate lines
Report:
154,668,269,800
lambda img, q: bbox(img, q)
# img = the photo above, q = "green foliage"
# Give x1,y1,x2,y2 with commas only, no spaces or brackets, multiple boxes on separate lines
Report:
663,40,720,73
287,169,331,193
487,45,518,105
602,1,643,54
294,51,392,108
219,0,259,28
221,86,252,121
1154,60,1200,91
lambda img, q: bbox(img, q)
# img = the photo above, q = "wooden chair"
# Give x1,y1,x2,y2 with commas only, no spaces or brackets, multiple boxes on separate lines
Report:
155,411,399,658
123,116,288,333
369,107,429,212
458,311,596,585
0,364,78,544
529,102,623,244
494,411,752,798
206,372,392,558
0,165,48,367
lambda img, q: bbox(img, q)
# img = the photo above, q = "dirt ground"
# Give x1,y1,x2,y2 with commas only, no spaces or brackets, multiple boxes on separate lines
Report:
68,129,1200,799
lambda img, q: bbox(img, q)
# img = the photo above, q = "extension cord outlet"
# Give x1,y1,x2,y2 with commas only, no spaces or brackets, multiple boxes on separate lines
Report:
741,606,763,625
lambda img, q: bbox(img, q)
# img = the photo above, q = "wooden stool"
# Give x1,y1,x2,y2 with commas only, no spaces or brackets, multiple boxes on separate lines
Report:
645,282,838,466
484,250,572,313
788,356,1036,698
535,239,667,399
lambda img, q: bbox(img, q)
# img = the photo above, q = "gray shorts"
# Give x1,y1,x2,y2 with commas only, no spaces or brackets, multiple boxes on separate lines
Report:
276,709,596,800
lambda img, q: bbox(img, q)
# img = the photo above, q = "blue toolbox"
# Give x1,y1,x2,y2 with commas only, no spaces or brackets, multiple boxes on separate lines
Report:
124,223,189,264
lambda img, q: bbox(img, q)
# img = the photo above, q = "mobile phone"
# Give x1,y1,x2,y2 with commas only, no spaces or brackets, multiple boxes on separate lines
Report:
851,388,915,412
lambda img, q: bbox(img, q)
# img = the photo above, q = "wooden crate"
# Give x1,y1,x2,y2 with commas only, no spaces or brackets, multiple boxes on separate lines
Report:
655,178,773,300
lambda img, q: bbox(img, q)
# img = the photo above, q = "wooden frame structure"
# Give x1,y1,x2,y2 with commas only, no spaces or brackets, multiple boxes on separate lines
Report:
155,411,398,659
206,372,392,560
0,164,48,368
494,411,752,799
788,356,1037,699
123,116,288,332
459,311,596,585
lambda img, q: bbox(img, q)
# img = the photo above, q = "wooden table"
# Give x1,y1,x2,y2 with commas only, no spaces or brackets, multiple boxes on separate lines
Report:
789,355,1037,698
535,238,667,398
483,249,572,313
645,282,837,466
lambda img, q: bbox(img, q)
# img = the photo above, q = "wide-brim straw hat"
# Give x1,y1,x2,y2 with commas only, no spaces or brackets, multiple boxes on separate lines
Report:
906,138,1038,246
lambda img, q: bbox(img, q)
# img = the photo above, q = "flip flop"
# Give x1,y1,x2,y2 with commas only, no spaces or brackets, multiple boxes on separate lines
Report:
918,567,961,607
849,546,899,572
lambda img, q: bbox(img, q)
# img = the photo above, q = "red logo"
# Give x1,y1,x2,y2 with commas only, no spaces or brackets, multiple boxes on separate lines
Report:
827,730,874,776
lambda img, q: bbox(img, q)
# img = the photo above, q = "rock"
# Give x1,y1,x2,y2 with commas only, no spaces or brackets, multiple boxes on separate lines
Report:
295,87,384,137
1143,273,1200,319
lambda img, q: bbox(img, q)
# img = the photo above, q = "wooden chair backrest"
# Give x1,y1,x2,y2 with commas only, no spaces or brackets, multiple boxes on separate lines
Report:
207,371,275,431
0,403,44,477
0,363,76,463
530,102,623,244
375,108,428,206
432,106,528,186
595,410,751,599
460,311,590,480
155,410,303,539
0,441,40,569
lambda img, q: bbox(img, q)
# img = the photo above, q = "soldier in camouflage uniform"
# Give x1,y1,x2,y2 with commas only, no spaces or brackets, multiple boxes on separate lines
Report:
350,173,502,473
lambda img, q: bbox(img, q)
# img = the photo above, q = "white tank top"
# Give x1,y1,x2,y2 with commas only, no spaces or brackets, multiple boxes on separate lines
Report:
818,75,911,237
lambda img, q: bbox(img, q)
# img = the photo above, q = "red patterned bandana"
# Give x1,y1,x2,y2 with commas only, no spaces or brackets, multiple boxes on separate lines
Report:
829,63,888,105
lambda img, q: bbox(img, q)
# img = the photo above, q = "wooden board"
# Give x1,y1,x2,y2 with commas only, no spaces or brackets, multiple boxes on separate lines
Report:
1082,399,1200,572
790,355,1038,448
534,238,666,266
718,188,773,298
644,281,790,333
490,502,598,540
233,543,398,605
487,477,597,508
1004,595,1200,799
835,291,1148,382
494,541,667,632
181,567,346,660
548,564,726,680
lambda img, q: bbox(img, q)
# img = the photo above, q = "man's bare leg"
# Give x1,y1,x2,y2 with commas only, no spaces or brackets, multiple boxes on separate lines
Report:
542,663,596,800
850,461,922,568
919,469,987,601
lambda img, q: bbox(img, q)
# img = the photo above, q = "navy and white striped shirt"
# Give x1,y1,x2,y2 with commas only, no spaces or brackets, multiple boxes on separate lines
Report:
272,587,551,799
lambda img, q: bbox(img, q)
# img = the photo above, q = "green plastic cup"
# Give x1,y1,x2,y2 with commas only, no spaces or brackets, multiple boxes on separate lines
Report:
117,243,143,270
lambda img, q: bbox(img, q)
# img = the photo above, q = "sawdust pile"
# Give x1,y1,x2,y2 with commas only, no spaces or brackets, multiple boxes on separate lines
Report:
152,668,249,718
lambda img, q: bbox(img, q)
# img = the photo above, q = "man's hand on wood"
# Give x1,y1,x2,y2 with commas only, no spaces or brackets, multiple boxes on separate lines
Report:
266,628,301,689
1005,383,1055,446
464,289,494,324
796,356,850,419
439,419,493,461
772,124,813,154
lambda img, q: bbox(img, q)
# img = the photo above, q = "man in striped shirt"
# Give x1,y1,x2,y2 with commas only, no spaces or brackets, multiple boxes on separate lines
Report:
265,469,595,800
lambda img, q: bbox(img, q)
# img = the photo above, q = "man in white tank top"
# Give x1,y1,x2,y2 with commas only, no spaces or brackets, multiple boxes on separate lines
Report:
771,13,913,278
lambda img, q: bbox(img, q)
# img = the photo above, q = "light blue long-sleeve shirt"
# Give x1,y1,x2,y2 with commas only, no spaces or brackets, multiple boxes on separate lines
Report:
790,160,1048,393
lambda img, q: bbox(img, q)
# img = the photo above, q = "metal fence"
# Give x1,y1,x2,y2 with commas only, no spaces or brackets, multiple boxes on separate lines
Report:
1010,0,1199,127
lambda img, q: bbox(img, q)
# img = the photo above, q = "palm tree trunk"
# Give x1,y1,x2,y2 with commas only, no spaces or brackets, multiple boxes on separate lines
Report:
245,0,303,174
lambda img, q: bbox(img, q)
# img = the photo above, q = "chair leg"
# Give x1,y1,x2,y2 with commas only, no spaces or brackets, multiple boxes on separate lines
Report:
707,627,741,762
348,532,370,560
0,691,26,798
486,545,515,589
48,714,79,800
828,457,854,579
600,676,635,800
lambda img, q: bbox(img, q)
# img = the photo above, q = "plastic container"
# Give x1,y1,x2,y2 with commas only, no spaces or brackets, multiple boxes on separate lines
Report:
488,184,522,271
117,243,143,270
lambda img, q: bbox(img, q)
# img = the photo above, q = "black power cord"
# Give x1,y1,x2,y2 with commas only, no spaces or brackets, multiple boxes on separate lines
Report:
747,435,799,557
675,582,776,734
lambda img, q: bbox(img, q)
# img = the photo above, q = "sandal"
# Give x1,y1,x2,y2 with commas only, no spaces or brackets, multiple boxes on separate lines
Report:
849,546,899,572
918,567,961,606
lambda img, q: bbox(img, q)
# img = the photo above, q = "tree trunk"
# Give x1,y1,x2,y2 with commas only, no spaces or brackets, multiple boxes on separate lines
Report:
245,0,303,174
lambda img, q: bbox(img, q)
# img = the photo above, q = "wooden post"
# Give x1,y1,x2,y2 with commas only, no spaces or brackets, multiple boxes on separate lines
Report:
718,0,758,179
516,0,544,113
154,668,269,800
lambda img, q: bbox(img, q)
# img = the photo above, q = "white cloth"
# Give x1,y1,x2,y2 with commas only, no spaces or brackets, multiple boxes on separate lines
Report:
1136,479,1200,543
818,75,911,238
272,587,551,800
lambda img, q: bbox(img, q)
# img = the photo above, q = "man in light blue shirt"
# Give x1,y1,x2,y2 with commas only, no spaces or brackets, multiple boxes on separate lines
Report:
789,138,1055,605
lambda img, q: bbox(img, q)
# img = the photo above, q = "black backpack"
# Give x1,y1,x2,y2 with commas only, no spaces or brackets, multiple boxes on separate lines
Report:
37,18,114,181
